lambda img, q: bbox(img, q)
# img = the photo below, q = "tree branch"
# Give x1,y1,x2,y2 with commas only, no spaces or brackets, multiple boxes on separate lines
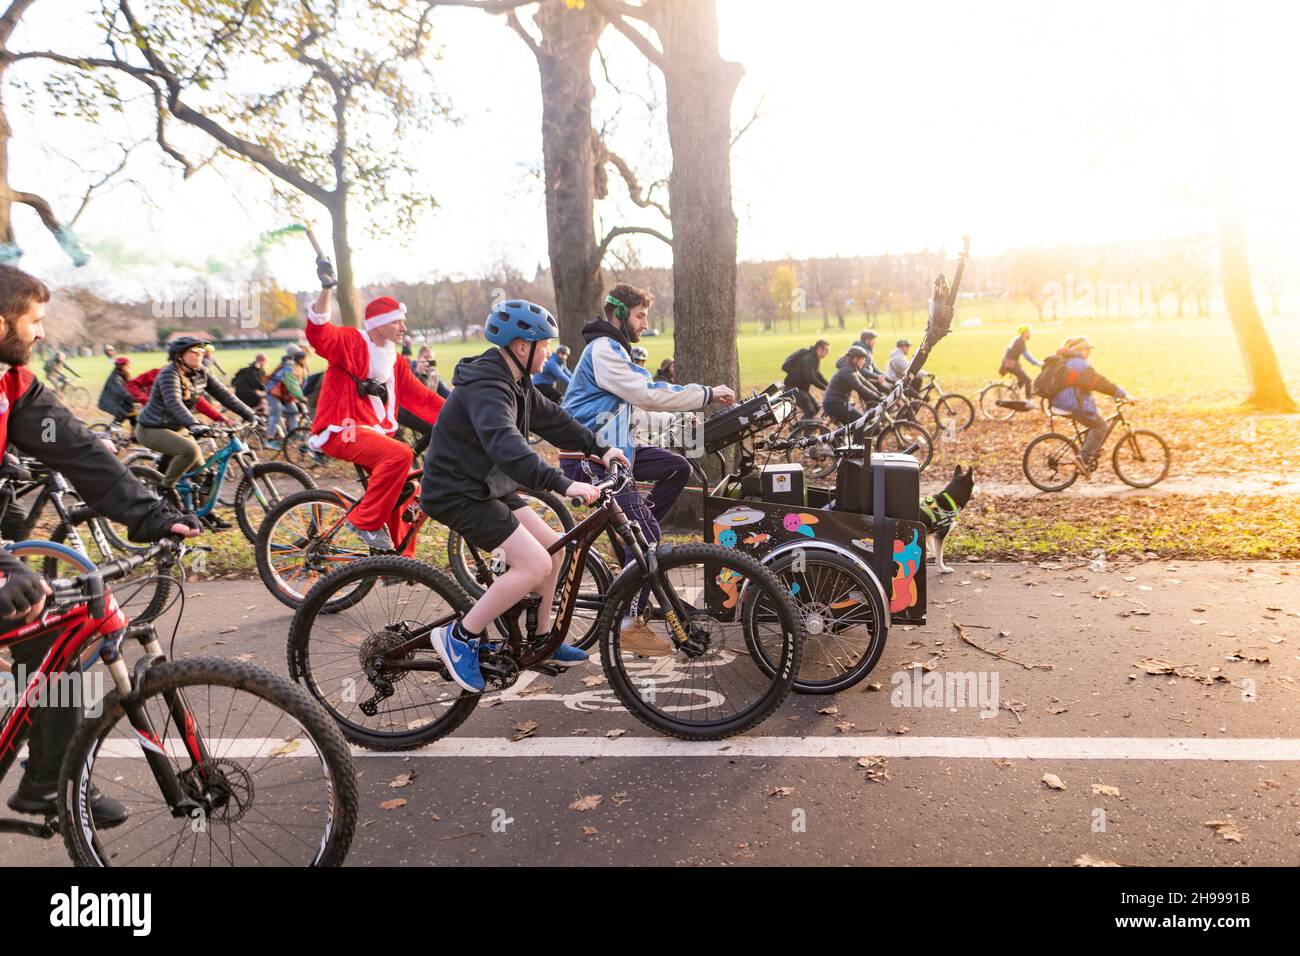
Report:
588,0,663,68
596,224,671,263
0,0,37,49
504,8,539,56
601,144,670,219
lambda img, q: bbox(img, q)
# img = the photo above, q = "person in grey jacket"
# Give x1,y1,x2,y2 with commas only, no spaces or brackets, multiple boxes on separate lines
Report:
884,339,912,383
136,337,258,525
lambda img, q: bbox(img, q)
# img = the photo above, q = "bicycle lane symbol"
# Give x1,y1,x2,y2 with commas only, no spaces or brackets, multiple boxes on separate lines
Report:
482,651,734,714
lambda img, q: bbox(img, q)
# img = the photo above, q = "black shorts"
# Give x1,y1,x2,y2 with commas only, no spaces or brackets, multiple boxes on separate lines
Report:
422,492,528,553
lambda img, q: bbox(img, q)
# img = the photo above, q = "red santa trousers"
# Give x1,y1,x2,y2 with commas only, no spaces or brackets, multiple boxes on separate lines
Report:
319,427,418,555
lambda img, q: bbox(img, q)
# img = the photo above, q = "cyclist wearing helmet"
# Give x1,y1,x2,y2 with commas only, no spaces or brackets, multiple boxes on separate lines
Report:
630,344,649,367
531,341,572,404
849,329,888,387
824,344,882,426
305,258,445,551
1001,324,1040,398
97,355,137,425
0,265,200,826
1049,337,1133,473
136,337,259,527
420,299,629,691
561,284,734,656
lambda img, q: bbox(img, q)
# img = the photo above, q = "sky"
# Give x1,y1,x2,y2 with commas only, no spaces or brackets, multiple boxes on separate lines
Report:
6,0,1299,297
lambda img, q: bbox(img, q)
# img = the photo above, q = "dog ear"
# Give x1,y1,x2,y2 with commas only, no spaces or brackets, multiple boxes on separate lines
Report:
952,465,961,478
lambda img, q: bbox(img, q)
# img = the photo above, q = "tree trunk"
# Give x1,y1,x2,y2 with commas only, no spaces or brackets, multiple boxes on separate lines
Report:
652,0,741,392
532,1,605,349
1216,202,1297,411
328,194,360,327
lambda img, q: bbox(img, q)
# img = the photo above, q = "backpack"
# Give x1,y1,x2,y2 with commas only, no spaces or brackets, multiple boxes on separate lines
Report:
1032,354,1071,399
304,371,323,400
781,348,810,375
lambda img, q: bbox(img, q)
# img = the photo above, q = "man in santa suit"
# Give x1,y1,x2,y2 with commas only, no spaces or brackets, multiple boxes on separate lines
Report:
305,255,445,551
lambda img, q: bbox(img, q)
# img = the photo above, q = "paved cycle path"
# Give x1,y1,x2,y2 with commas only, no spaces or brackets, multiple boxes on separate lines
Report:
3,560,1298,866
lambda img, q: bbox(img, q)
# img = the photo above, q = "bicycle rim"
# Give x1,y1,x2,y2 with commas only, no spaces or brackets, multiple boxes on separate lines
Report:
1023,433,1080,492
59,658,357,867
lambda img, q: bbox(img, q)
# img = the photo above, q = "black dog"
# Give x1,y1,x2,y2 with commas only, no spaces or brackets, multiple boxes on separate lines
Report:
920,465,975,574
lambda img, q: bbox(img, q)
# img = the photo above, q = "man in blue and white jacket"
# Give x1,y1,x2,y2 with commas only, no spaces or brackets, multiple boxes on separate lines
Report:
561,284,735,655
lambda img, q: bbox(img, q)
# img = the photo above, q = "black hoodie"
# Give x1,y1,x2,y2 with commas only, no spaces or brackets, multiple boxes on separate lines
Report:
421,347,608,510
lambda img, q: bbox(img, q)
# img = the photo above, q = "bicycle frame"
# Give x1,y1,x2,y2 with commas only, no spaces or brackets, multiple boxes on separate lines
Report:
174,432,251,517
0,570,212,836
0,466,117,563
286,467,427,557
378,477,687,678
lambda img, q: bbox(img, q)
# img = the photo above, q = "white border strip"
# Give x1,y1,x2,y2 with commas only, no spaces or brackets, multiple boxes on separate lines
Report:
87,736,1300,761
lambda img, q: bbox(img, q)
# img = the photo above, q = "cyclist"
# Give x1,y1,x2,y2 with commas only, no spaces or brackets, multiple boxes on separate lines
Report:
884,338,912,384
0,264,200,826
630,344,649,368
126,361,228,426
561,284,733,655
852,329,889,387
42,349,78,391
531,342,572,404
1048,336,1132,474
782,339,830,419
824,345,881,426
654,358,675,384
304,257,445,551
135,336,260,529
420,300,628,691
97,355,137,425
1000,324,1040,398
265,346,308,449
231,352,269,414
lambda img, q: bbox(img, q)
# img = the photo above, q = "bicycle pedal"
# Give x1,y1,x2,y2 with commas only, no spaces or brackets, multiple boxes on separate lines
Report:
527,662,566,677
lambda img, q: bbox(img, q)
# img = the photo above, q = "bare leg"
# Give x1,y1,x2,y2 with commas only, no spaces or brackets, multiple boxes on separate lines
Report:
511,506,565,634
461,523,552,636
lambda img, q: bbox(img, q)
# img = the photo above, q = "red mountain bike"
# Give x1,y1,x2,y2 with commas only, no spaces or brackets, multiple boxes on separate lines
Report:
0,539,356,866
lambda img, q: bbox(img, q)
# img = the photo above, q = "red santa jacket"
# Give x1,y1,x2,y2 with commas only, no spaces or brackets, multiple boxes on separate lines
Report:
127,367,224,422
304,305,444,447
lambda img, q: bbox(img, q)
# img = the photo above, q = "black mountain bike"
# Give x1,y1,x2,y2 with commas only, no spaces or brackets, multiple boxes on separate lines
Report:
288,463,804,743
1022,398,1169,491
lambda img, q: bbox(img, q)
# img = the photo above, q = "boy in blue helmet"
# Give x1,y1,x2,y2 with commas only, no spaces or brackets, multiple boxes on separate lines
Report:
420,300,629,692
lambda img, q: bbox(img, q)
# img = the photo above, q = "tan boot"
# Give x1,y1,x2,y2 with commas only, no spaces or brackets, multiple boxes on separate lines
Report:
618,616,674,658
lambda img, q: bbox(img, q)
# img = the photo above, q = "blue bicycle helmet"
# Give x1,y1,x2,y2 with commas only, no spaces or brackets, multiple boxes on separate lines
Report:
484,300,558,346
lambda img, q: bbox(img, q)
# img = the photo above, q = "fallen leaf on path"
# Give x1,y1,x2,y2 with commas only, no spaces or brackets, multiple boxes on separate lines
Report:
769,787,793,798
1204,820,1243,843
511,720,539,741
389,772,416,789
1075,854,1123,867
582,826,598,835
857,756,891,782
568,794,602,812
581,675,606,687
517,682,553,697
835,721,856,733
380,798,407,811
1091,784,1121,797
1042,773,1066,791
606,728,627,739
268,739,299,757
817,706,841,716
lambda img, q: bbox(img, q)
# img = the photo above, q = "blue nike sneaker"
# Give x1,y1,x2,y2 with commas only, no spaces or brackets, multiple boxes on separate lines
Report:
547,642,589,665
429,623,485,693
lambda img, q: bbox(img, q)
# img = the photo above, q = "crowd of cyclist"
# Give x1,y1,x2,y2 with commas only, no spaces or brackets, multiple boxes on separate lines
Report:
781,323,1132,471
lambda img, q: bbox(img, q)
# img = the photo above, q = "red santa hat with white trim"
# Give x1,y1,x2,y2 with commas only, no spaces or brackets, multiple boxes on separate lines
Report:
364,296,406,331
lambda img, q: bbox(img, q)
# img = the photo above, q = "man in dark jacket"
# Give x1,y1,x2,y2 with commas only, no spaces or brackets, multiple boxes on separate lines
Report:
1000,325,1040,398
824,345,882,426
231,353,268,413
421,300,628,692
783,339,830,419
97,356,137,424
0,264,200,826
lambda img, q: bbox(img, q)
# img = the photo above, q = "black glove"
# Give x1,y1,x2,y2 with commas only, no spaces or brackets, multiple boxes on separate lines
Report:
168,513,203,536
189,424,212,439
316,256,337,290
0,569,49,619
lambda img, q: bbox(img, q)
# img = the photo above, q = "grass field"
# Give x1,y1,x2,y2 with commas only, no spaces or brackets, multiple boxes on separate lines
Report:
60,299,1298,408
51,302,1300,567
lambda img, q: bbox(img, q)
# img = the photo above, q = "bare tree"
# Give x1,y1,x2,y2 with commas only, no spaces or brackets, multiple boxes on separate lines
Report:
593,0,742,392
24,0,458,326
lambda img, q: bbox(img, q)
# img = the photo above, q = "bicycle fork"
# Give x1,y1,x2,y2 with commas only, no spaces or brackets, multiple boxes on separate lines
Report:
99,630,212,821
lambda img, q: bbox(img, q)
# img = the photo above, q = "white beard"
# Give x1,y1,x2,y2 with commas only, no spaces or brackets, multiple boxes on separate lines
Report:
365,334,398,383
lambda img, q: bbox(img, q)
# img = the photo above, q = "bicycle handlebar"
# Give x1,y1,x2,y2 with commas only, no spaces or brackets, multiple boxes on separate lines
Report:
569,462,631,507
46,539,177,605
